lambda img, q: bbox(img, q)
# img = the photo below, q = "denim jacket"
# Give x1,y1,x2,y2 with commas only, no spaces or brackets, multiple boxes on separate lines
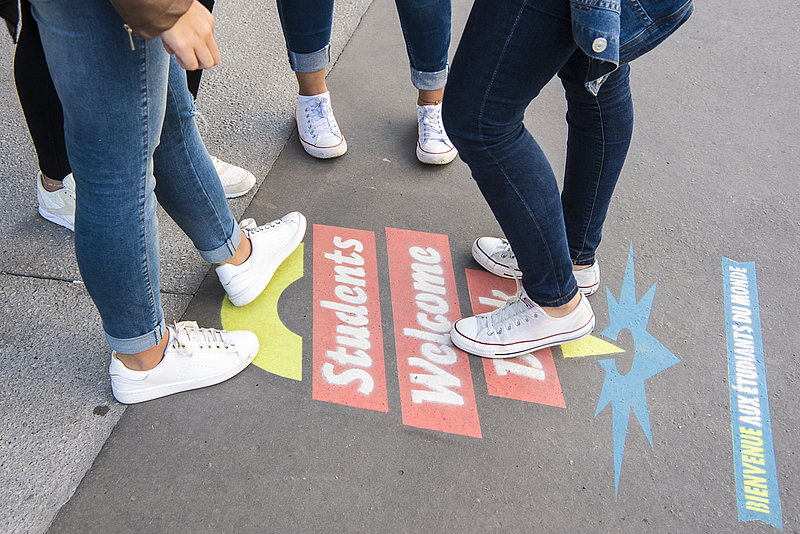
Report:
570,0,694,94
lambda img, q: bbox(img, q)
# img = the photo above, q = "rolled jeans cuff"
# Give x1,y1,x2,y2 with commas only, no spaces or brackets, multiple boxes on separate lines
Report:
288,44,330,73
411,65,448,91
106,319,167,354
198,219,241,264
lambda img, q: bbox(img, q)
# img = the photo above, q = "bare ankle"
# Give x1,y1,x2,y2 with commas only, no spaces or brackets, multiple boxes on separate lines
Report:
219,230,251,267
40,172,64,193
115,333,169,371
540,292,581,318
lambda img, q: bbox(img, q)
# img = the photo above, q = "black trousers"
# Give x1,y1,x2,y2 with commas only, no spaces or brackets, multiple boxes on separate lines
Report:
13,0,215,180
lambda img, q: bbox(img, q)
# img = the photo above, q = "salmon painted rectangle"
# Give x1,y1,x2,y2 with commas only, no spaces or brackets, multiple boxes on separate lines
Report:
313,224,388,412
385,228,481,438
464,269,565,408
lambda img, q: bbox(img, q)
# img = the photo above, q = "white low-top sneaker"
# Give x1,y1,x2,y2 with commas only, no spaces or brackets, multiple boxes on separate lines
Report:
216,212,307,307
296,92,347,159
37,171,76,231
416,103,457,165
109,321,259,404
472,237,601,296
210,156,256,199
450,289,595,358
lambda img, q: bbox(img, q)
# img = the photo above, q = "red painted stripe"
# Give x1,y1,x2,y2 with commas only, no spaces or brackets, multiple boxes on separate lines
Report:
385,228,481,438
312,225,388,412
464,269,565,408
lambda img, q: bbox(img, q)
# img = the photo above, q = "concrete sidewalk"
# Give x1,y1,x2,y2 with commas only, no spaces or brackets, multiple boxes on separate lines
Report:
4,0,800,532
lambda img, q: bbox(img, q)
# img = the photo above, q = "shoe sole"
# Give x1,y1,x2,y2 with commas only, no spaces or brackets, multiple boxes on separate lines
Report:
472,240,600,296
450,313,595,359
416,145,458,165
111,339,259,404
300,135,348,159
38,206,74,232
226,213,308,307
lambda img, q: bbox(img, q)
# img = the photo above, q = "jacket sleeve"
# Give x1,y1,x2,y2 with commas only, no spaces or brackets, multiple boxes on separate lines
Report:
108,0,194,40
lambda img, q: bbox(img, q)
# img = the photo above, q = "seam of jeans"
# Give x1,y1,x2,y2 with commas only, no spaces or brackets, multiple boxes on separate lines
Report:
141,40,162,339
574,92,605,261
166,75,235,258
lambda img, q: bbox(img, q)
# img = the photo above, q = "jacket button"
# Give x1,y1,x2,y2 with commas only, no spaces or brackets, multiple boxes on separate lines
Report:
592,37,607,53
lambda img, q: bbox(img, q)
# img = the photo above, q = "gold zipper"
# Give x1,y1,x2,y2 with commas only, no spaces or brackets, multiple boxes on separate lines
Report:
123,24,135,50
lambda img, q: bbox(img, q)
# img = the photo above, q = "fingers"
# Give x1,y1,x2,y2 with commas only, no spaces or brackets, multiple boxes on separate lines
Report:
160,0,220,71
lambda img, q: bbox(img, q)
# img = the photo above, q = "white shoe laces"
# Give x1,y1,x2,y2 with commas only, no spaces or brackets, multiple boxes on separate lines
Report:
479,271,540,336
304,98,341,139
494,239,515,261
418,105,451,146
170,321,230,352
240,217,282,236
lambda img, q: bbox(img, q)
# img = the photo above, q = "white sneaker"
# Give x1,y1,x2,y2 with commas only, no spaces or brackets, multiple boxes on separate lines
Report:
215,212,307,307
109,321,259,404
37,171,76,231
210,156,256,198
416,104,457,165
472,237,601,296
296,92,347,159
450,289,595,359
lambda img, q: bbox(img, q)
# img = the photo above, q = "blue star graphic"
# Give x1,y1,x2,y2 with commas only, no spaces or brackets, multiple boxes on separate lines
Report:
595,243,680,498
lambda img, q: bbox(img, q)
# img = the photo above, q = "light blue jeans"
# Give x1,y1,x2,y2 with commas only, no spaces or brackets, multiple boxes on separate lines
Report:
276,0,451,90
30,0,241,353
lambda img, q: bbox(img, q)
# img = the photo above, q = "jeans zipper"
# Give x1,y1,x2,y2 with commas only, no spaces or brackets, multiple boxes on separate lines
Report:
123,24,135,50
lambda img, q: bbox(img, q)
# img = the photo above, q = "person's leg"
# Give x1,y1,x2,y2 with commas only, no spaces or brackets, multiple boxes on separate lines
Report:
394,0,456,164
559,53,633,266
14,0,76,230
444,0,596,358
444,0,579,307
276,0,346,158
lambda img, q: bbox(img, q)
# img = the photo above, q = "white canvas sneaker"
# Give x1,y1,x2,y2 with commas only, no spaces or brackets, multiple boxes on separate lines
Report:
215,212,307,307
37,172,76,231
416,103,457,165
296,92,347,159
450,289,595,359
210,156,256,198
472,237,601,296
109,321,259,404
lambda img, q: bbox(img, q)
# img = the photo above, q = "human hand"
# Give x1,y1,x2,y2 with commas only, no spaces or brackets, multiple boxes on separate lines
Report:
160,0,220,71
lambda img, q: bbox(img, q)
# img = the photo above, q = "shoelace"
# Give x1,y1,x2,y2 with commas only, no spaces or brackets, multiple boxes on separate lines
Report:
170,322,230,352
305,98,341,139
418,106,451,146
240,217,282,236
479,269,540,336
494,239,516,261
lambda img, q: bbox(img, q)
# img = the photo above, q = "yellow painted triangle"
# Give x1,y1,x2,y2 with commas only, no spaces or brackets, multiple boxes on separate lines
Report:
560,334,625,358
221,244,304,380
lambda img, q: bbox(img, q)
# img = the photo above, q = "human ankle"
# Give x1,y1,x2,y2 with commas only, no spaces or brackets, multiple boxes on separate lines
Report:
116,333,169,371
418,88,444,106
296,69,328,96
219,230,251,267
540,292,581,318
40,172,65,193
573,262,594,272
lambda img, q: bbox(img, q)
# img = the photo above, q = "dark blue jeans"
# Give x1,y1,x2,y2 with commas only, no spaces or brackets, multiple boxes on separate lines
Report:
443,0,633,306
276,0,451,90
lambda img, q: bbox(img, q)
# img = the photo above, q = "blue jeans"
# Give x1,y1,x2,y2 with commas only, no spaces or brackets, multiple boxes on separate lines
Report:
443,0,634,307
276,0,451,90
30,0,240,353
